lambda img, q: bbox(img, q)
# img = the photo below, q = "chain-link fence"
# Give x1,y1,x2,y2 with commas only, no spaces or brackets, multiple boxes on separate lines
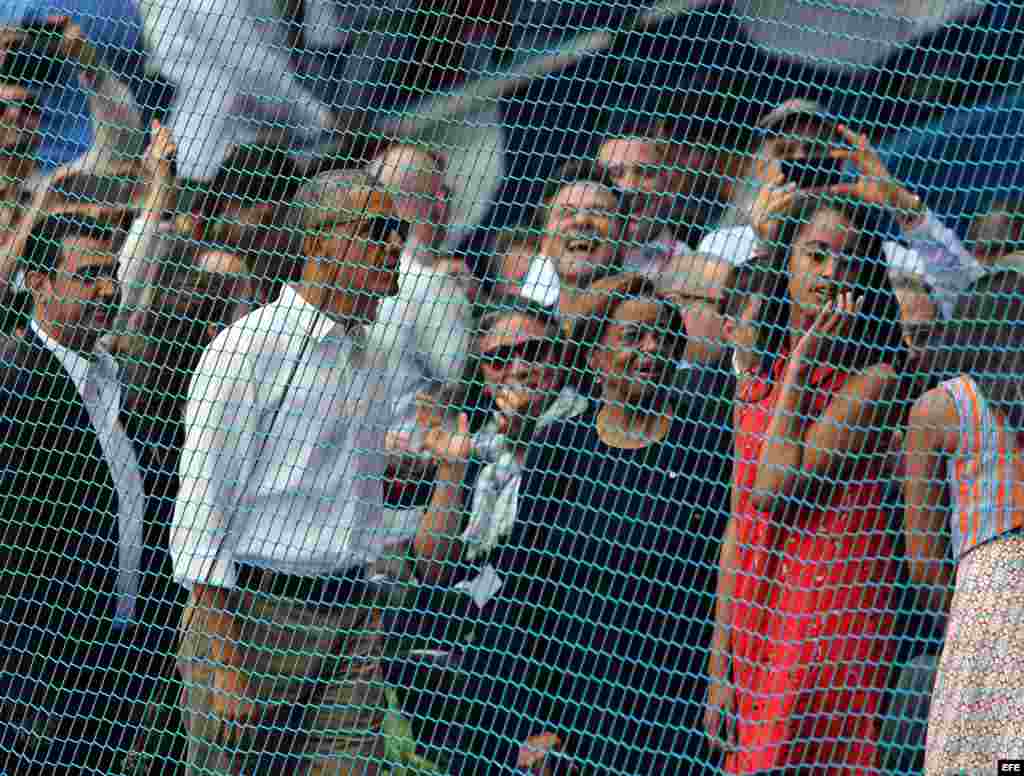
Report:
0,2,1021,775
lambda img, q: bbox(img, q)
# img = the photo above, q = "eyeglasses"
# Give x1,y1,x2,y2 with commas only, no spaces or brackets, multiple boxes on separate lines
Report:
311,215,410,244
479,338,556,368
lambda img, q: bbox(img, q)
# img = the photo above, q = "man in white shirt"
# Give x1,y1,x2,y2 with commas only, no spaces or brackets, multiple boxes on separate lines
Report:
0,213,152,775
173,170,415,776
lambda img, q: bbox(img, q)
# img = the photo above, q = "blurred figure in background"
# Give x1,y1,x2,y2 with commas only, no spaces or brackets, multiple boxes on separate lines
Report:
966,199,1024,264
594,118,690,276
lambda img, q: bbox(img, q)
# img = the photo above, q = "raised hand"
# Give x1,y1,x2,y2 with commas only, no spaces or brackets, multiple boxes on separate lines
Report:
790,290,864,376
828,124,923,227
750,167,799,246
423,411,473,466
142,120,177,182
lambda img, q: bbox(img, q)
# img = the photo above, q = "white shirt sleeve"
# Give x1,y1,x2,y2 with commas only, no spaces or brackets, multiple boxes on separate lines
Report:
696,226,758,266
901,210,986,320
171,331,261,588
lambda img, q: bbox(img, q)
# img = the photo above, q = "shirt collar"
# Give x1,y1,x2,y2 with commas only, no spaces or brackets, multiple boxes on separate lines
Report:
30,318,94,378
278,284,366,345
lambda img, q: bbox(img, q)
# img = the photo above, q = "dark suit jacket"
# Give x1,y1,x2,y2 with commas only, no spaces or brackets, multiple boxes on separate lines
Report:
0,328,174,775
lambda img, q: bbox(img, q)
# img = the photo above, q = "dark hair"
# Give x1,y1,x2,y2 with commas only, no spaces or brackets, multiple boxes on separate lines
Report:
718,253,772,320
0,22,67,88
198,145,303,217
569,273,687,397
22,214,125,275
939,269,1024,428
436,294,563,433
753,194,907,375
593,114,671,156
535,159,631,232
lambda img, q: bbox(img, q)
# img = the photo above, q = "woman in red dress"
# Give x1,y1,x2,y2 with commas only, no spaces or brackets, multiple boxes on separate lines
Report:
706,192,911,775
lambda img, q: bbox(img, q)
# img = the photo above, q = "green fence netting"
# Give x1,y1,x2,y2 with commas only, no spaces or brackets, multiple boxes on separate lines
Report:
0,2,1022,775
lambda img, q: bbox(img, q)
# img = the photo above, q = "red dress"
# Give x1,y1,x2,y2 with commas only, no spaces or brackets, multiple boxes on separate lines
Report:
727,356,899,775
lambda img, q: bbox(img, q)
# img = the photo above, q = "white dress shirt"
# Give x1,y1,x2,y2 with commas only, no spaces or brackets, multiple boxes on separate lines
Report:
30,321,147,624
173,284,415,588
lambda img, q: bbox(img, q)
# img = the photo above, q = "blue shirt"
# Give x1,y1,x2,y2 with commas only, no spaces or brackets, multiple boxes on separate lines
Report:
0,0,146,169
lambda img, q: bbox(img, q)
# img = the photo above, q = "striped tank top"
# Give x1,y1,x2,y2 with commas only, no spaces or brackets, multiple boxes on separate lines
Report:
942,375,1024,560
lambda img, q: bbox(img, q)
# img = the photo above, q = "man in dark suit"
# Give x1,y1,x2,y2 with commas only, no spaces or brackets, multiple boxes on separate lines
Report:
0,213,164,775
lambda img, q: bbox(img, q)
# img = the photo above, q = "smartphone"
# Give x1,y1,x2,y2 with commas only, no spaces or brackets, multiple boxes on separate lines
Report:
779,155,845,190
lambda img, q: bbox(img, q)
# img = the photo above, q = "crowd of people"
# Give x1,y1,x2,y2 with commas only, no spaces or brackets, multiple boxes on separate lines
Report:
0,9,1022,776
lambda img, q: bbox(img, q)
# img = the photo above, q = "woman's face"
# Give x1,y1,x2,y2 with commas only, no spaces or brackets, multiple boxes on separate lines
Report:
591,297,682,405
788,209,861,323
479,313,563,435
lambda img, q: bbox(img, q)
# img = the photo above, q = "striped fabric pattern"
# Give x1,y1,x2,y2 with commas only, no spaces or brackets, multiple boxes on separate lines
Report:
942,375,1024,559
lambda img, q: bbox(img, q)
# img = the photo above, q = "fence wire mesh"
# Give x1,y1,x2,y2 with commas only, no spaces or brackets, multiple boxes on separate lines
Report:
0,1,1020,775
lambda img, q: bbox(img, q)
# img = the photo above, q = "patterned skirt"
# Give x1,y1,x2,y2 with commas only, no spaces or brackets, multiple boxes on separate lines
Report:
925,532,1024,775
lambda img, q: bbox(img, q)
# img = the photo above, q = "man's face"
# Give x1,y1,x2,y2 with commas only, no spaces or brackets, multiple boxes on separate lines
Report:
753,118,834,186
0,82,40,153
540,181,622,290
30,235,120,352
597,137,676,244
303,187,406,324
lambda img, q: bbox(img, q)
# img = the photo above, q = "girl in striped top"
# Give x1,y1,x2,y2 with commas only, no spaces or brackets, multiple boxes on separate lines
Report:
903,269,1024,774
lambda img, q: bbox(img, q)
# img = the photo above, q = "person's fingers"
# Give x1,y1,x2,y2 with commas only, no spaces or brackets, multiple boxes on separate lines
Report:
457,412,470,436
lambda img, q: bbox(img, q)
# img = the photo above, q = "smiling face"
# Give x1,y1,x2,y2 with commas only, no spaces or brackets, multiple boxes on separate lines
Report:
29,235,120,353
590,296,683,407
478,312,563,438
540,181,623,290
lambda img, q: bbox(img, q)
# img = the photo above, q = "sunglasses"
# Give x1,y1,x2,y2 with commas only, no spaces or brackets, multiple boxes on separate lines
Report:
312,214,410,244
480,338,556,368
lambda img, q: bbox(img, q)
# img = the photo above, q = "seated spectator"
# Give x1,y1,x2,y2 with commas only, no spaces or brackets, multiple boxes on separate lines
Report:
966,198,1024,264
903,269,1024,773
657,251,732,366
707,193,911,773
486,222,539,299
699,103,984,314
593,117,691,275
476,273,732,775
521,161,630,317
